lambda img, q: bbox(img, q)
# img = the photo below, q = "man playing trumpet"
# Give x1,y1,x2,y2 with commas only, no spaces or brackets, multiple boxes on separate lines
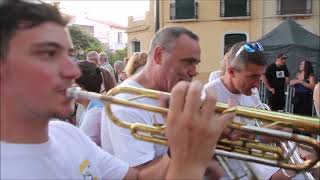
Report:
101,26,227,179
204,42,311,179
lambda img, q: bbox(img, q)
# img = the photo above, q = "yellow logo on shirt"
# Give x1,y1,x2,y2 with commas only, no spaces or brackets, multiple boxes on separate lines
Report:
79,160,98,180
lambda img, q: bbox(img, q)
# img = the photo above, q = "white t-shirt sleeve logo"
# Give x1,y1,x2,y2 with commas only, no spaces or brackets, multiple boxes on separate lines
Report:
276,70,285,78
79,160,98,180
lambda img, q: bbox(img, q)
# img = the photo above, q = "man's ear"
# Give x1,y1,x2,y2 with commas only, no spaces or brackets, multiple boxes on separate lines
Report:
153,46,164,65
226,65,235,77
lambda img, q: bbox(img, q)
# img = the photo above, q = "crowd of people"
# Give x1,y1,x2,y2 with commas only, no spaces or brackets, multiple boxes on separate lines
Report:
1,1,319,180
262,54,317,116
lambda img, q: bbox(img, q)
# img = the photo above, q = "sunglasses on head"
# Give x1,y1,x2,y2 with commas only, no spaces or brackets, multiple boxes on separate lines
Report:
235,42,264,57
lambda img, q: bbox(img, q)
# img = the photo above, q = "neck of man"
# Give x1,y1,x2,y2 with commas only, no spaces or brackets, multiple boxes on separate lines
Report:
220,75,241,94
1,98,49,144
132,64,161,91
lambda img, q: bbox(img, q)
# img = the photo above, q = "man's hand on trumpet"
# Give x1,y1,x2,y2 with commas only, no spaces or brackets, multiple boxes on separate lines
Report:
164,81,235,179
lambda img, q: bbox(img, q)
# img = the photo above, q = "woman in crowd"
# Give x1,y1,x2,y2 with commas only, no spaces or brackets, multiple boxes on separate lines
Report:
75,61,115,146
290,60,315,116
124,52,148,77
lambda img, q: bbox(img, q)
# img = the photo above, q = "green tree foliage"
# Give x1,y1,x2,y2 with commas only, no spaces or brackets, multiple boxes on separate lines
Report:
109,48,127,66
68,25,104,60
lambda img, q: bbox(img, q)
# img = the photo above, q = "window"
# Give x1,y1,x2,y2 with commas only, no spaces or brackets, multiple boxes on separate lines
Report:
224,33,247,54
220,0,250,17
170,0,198,20
277,0,312,15
132,41,140,53
117,32,122,43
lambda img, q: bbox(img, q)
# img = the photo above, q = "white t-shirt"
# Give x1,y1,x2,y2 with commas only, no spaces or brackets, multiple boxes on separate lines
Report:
204,78,279,179
204,78,261,108
1,121,129,180
208,70,222,82
76,103,85,127
101,79,167,167
80,100,104,146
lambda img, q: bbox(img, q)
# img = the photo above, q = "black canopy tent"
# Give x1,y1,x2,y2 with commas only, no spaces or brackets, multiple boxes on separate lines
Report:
257,18,320,80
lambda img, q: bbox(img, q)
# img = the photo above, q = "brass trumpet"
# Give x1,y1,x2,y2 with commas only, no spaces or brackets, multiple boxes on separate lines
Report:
67,86,320,171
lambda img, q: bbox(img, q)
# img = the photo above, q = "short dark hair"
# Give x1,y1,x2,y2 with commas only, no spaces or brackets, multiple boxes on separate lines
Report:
76,61,102,93
276,53,287,59
0,0,68,60
303,60,314,80
148,26,199,55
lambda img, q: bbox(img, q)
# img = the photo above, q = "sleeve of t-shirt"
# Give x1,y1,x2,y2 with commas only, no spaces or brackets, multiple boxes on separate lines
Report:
80,106,102,146
284,65,290,77
101,106,157,167
265,65,272,80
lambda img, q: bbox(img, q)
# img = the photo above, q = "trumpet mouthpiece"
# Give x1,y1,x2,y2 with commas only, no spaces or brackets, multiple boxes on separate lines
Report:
66,86,82,99
66,86,101,100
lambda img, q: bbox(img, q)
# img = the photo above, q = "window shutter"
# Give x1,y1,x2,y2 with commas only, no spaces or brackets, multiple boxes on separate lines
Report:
176,0,195,19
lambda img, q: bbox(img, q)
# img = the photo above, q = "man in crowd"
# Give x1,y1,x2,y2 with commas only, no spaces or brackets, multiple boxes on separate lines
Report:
204,42,297,179
101,26,225,178
99,52,115,79
113,60,127,83
262,53,290,111
86,50,100,66
0,1,234,179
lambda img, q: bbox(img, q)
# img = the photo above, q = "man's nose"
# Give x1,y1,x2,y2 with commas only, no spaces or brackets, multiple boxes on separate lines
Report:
61,57,81,79
188,64,198,77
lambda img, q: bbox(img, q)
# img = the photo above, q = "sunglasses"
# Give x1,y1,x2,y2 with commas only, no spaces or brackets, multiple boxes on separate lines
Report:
235,42,264,57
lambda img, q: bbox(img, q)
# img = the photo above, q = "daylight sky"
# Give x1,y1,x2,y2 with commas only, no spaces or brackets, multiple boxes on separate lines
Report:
45,0,150,26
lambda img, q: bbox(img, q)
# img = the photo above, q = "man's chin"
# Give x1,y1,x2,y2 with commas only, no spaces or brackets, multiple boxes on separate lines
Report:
50,110,73,120
243,91,253,96
51,104,75,120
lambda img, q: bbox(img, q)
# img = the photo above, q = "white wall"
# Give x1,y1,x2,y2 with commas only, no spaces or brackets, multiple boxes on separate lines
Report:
109,27,128,51
73,15,111,44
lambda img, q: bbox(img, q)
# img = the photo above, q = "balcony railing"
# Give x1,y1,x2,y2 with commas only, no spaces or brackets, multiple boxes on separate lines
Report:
170,2,198,20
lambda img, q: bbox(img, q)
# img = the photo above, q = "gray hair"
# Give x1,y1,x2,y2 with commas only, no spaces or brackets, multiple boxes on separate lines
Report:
225,42,266,71
148,26,199,55
99,52,108,63
86,51,99,59
114,60,125,71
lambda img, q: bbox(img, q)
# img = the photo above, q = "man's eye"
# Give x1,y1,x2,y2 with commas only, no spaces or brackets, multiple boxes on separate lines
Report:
39,50,57,59
46,51,56,57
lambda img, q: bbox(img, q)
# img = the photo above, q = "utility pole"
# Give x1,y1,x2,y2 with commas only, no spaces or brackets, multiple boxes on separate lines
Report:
155,0,160,32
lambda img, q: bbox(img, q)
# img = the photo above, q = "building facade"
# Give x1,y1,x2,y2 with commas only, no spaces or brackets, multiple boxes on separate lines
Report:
127,0,319,83
71,17,127,52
